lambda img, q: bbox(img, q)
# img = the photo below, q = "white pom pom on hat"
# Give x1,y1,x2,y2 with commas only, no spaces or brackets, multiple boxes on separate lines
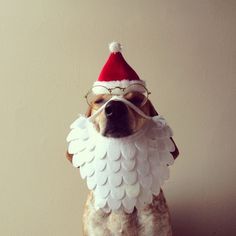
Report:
93,42,145,94
109,41,122,53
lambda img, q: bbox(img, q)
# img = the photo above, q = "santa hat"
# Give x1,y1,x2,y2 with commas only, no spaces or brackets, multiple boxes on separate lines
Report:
93,42,146,94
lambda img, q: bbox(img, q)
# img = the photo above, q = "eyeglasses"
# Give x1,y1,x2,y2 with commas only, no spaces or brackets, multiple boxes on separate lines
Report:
85,83,151,109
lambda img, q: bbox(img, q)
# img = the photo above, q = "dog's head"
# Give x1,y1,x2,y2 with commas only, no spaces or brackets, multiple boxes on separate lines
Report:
67,90,179,161
86,92,156,138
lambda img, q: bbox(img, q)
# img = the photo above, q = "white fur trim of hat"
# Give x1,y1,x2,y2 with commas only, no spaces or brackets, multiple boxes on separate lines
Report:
92,80,146,94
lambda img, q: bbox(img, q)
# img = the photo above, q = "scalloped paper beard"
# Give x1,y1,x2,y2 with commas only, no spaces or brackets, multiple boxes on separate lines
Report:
67,97,175,213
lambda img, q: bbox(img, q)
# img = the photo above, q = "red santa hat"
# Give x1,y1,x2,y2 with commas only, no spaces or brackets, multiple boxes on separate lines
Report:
92,42,146,94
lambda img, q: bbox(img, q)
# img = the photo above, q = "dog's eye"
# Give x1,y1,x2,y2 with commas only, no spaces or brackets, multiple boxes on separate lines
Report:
128,97,143,106
94,98,105,104
124,91,147,107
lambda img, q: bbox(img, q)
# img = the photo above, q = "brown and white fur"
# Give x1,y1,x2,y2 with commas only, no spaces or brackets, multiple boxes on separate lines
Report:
67,93,179,236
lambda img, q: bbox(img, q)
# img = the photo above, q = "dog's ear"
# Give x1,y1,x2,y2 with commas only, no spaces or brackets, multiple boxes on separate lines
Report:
147,100,159,116
66,106,92,163
148,100,179,159
85,106,92,117
66,151,73,163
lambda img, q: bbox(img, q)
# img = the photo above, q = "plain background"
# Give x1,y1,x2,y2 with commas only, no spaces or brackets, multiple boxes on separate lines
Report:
0,0,235,235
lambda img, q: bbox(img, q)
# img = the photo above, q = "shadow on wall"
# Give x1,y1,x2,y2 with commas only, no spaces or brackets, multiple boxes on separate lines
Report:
171,202,236,236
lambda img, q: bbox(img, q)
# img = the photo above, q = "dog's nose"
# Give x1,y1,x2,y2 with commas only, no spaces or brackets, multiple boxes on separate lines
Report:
105,101,128,119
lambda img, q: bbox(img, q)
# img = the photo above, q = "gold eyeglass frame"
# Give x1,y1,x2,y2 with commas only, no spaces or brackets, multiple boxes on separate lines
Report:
84,83,151,107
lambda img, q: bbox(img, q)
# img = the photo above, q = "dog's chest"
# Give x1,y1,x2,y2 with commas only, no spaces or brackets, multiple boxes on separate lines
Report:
83,191,172,236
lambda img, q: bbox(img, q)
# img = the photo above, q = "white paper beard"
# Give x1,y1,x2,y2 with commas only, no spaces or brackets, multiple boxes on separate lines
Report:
67,96,175,213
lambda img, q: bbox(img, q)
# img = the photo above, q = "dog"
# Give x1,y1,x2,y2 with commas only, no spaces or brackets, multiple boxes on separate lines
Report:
66,92,179,236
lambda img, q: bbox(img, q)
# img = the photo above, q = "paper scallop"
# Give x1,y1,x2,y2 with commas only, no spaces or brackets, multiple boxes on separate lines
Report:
108,160,121,173
107,141,121,161
122,170,137,185
122,196,136,213
121,143,136,160
110,185,125,200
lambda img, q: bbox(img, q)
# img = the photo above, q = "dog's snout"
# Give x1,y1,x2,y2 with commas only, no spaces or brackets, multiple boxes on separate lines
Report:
103,101,131,137
105,101,128,119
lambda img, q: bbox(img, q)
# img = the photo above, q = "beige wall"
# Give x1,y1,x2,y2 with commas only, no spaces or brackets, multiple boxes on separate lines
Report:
0,0,235,235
